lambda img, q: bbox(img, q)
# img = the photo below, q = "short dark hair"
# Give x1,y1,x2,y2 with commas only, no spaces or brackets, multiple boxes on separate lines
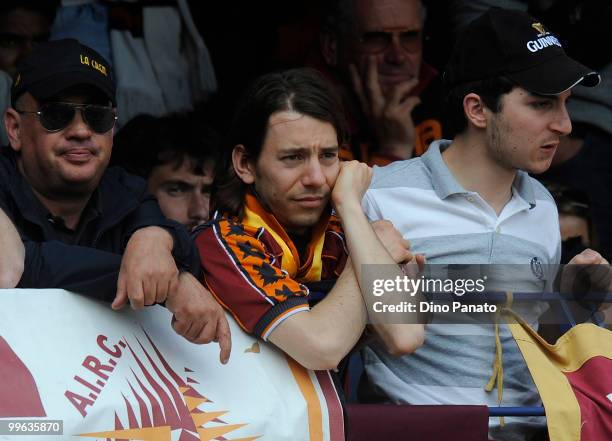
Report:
214,67,349,219
445,76,516,135
0,0,59,23
112,112,221,178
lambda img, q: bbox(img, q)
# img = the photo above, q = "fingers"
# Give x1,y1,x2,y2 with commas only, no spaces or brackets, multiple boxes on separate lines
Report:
167,274,231,363
153,272,177,305
364,55,384,111
112,275,128,310
142,277,155,307
165,275,179,304
415,254,427,271
335,160,373,198
389,77,419,106
401,258,419,278
568,248,605,265
119,227,179,309
171,311,232,365
372,219,413,263
562,249,612,304
402,96,421,114
128,278,146,309
216,315,232,364
386,81,420,125
402,254,426,279
196,319,217,344
586,263,612,293
158,277,172,305
171,315,194,339
351,59,419,119
349,63,370,116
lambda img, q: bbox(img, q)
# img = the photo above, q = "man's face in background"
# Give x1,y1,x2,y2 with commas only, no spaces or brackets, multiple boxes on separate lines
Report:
334,0,424,99
0,7,51,77
147,156,215,231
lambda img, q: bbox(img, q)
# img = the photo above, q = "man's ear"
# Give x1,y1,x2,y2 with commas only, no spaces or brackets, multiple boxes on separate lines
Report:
320,31,339,67
463,93,489,129
232,145,255,184
5,108,23,152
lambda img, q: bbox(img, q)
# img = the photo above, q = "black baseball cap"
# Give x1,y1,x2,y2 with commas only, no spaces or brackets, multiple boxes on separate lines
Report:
11,38,116,106
444,8,600,95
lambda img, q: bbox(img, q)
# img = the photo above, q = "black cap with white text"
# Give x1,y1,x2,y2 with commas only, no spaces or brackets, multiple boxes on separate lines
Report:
444,8,600,95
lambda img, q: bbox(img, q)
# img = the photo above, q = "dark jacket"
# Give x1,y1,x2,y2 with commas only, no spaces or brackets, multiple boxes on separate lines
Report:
0,146,200,302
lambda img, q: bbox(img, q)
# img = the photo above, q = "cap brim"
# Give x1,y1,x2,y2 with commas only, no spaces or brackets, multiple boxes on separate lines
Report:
508,54,600,95
27,70,116,105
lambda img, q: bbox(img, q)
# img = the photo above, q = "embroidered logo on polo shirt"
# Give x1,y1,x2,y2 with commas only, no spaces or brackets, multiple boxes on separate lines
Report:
530,257,544,280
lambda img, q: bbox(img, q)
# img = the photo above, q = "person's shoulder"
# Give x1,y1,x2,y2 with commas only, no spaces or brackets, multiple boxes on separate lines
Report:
524,173,556,205
370,156,429,190
193,214,262,243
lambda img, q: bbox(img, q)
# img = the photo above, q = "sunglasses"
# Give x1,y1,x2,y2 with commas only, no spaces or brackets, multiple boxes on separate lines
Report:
357,30,422,54
17,102,118,134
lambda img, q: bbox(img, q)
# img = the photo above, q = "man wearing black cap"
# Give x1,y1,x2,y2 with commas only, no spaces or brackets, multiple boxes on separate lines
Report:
360,9,607,440
0,39,231,362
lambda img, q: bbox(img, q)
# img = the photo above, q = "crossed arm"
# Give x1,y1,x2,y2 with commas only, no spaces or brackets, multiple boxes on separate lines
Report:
269,161,425,370
112,226,231,364
1,195,230,363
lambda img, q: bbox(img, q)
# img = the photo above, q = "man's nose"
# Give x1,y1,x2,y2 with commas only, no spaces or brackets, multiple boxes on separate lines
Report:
302,159,326,187
551,104,572,136
63,109,93,139
384,35,408,65
188,192,210,223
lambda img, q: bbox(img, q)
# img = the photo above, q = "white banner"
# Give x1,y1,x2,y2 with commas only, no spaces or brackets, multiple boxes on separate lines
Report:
0,289,344,441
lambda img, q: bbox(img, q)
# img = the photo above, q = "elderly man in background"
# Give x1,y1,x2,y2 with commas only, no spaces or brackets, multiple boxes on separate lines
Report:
320,0,447,165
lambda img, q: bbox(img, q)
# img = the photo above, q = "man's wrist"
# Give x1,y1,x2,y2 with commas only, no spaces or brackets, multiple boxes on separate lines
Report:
334,199,366,220
132,226,174,250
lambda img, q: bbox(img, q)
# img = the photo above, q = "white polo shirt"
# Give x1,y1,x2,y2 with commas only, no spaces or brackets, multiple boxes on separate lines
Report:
362,140,561,441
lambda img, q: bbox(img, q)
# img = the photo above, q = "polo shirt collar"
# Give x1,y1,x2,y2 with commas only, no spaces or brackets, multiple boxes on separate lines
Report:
422,140,537,208
421,140,469,199
513,170,537,208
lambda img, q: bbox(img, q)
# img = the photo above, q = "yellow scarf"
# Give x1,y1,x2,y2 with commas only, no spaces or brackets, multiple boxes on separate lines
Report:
242,193,329,282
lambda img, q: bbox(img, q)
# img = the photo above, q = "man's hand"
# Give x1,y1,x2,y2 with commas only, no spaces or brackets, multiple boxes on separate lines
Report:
331,160,372,214
349,56,421,159
166,272,232,364
371,220,413,263
402,253,426,279
112,226,179,310
567,248,608,266
562,249,612,313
